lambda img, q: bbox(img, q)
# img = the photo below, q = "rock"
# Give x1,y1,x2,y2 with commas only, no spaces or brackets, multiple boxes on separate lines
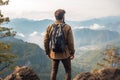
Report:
0,78,3,80
4,66,40,80
73,72,96,80
73,67,120,80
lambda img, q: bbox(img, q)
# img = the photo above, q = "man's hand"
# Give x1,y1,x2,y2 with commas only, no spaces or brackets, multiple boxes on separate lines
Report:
47,54,50,58
70,55,74,60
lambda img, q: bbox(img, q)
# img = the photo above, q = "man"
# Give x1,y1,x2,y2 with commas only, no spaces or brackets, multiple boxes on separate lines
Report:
44,9,75,80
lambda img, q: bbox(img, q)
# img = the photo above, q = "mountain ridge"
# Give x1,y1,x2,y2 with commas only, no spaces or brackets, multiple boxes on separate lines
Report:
2,16,120,48
0,37,50,79
74,28,120,47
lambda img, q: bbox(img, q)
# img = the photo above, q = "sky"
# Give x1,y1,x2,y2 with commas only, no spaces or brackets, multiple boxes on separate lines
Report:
0,0,120,21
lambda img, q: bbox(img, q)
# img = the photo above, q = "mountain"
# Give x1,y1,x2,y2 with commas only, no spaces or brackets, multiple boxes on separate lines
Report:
2,18,54,48
0,37,82,80
80,16,120,26
3,16,120,34
79,16,120,32
2,16,120,48
3,18,53,35
0,37,50,80
74,28,120,47
73,35,120,74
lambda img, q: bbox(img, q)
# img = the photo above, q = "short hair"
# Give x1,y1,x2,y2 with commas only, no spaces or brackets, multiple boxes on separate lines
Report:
54,9,65,20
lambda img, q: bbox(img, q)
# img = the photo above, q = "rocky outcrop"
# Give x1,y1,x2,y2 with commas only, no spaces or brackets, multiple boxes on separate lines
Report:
73,67,120,80
4,66,40,80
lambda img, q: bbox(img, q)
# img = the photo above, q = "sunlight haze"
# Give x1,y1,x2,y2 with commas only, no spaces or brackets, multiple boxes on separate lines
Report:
1,0,120,21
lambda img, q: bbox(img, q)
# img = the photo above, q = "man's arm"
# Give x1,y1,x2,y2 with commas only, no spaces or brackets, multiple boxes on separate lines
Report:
67,27,75,57
44,25,51,55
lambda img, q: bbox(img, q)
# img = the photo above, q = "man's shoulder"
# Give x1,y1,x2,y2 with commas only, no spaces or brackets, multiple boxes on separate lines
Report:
65,23,71,27
47,24,53,29
64,23,71,31
46,24,53,33
47,23,71,30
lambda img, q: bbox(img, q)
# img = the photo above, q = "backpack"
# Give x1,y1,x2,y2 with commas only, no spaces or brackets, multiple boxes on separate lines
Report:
50,23,66,53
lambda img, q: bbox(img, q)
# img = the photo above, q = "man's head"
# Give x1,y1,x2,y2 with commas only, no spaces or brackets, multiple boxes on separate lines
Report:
54,9,65,21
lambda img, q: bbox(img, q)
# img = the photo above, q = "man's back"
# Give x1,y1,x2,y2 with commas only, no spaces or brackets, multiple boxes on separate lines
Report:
44,9,75,80
44,21,74,59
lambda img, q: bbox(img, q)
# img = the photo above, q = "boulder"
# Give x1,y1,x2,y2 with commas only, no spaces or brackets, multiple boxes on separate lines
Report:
4,66,40,80
73,67,120,80
0,78,3,80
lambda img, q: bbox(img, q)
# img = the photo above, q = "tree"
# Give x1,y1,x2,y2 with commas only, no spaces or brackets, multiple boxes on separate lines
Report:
0,0,9,5
0,0,16,74
96,45,120,68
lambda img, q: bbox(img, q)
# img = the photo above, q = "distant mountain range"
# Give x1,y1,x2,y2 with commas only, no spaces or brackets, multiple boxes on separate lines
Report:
4,18,53,35
74,28,120,47
79,16,120,32
3,16,120,32
2,16,120,48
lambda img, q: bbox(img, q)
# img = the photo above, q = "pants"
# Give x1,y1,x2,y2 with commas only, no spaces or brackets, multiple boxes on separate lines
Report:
50,57,71,80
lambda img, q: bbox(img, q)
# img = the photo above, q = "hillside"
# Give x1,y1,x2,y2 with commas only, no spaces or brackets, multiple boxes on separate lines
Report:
0,37,50,79
0,37,82,80
73,37,120,74
74,28,120,47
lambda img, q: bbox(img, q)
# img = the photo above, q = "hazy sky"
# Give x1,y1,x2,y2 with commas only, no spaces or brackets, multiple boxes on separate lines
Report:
1,0,120,21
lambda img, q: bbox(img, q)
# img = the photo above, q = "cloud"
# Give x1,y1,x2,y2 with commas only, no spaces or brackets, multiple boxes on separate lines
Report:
73,24,105,30
73,26,85,30
27,35,40,43
90,24,105,30
28,31,44,48
29,31,38,36
79,45,100,51
27,34,44,48
41,32,45,36
17,32,25,37
2,0,8,2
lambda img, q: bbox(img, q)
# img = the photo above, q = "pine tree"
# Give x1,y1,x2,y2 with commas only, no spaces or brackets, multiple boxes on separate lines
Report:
96,45,120,68
0,0,16,74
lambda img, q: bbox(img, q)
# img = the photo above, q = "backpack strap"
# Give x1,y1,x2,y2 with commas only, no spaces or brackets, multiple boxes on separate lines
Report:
49,23,66,37
62,23,66,28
